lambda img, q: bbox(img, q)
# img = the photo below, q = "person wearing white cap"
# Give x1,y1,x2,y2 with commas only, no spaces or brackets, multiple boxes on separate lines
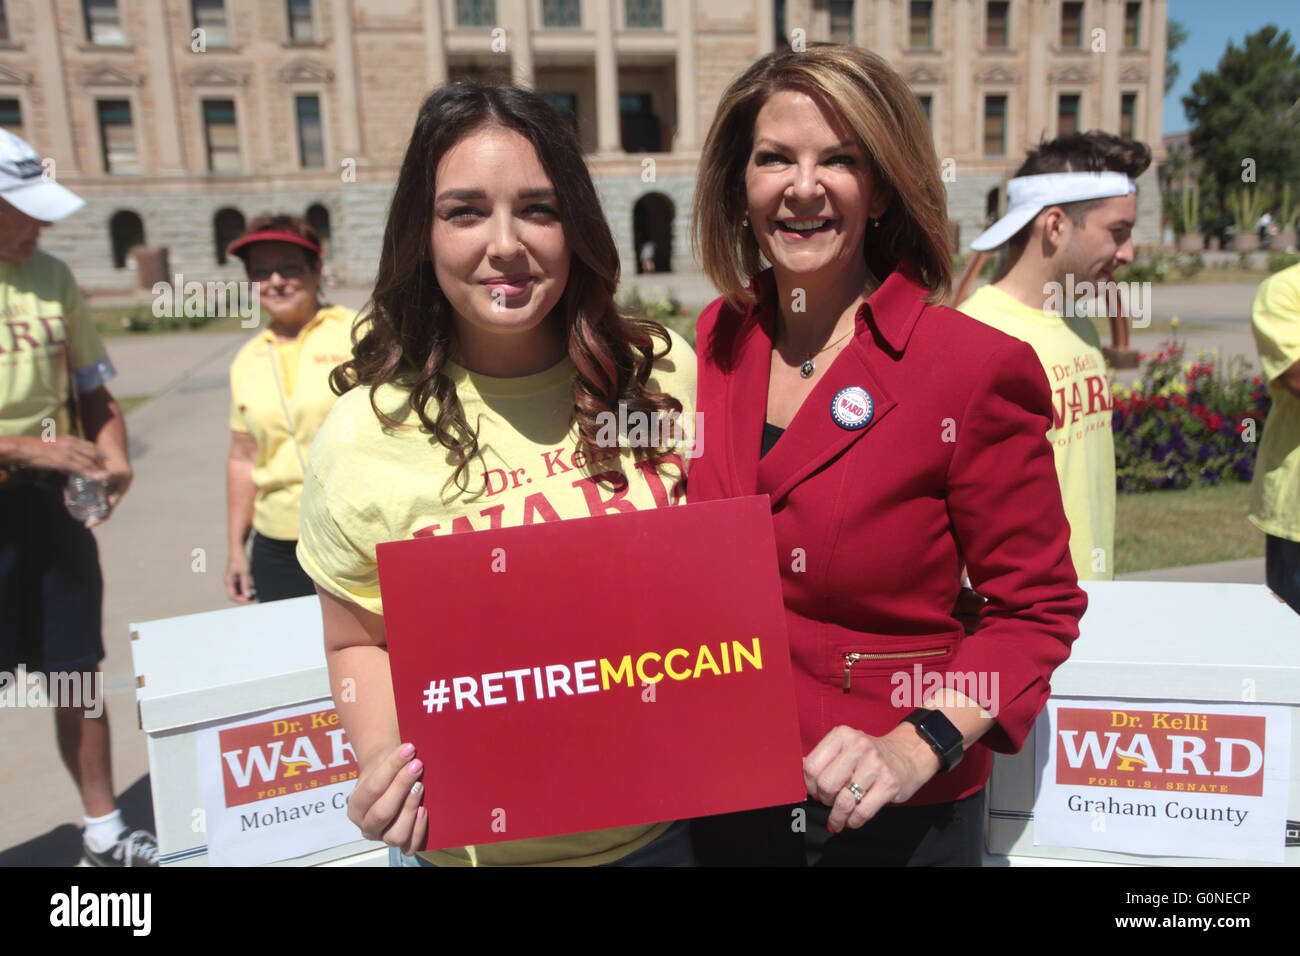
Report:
960,131,1152,582
0,129,157,865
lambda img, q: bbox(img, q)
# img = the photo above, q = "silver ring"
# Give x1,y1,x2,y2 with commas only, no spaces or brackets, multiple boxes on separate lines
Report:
846,781,865,804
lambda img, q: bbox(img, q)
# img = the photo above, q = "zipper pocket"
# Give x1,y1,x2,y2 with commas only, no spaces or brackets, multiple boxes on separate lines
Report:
843,648,947,693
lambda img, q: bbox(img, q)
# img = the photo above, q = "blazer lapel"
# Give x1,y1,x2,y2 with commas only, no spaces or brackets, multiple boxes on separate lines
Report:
722,264,925,507
756,332,898,507
721,315,771,499
754,263,929,507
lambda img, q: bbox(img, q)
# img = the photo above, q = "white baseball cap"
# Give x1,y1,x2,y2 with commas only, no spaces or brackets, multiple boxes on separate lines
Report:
0,129,84,221
970,171,1136,252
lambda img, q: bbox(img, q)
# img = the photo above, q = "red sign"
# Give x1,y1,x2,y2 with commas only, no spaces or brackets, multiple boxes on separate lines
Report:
377,495,805,851
219,706,359,808
1054,707,1267,797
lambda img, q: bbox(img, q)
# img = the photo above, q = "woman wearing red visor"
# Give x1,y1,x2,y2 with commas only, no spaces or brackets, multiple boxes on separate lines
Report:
223,214,358,603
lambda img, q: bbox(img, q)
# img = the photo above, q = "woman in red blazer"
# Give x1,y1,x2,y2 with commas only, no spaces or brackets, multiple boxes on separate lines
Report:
689,45,1087,866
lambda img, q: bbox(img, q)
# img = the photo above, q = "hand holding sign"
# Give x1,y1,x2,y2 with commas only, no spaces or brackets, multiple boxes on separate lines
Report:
347,742,427,856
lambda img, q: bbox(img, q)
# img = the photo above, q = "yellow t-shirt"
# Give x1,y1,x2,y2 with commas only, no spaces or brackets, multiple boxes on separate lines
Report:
296,328,696,866
1248,262,1300,543
960,283,1116,580
229,305,356,540
0,250,114,438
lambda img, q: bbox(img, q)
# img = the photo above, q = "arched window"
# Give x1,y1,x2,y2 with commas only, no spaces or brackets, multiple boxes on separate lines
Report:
985,187,1001,228
214,207,245,265
109,210,145,269
305,202,330,243
632,192,674,274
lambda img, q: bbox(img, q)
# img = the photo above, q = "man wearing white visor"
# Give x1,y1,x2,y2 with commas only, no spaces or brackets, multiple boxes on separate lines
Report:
0,129,156,864
960,131,1152,582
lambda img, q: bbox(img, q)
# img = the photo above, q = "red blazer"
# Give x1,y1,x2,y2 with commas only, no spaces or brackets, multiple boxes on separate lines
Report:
693,264,1087,805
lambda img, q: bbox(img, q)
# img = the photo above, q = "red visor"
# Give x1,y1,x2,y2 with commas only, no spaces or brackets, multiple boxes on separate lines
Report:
227,229,322,260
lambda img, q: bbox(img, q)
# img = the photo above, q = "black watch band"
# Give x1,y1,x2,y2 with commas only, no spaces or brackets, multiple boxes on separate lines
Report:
901,708,964,773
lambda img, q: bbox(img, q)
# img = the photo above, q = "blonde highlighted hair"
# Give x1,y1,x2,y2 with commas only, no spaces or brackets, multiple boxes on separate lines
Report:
693,44,952,308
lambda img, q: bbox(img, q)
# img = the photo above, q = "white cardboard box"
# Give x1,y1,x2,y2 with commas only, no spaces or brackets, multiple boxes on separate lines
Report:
130,596,386,867
986,581,1299,866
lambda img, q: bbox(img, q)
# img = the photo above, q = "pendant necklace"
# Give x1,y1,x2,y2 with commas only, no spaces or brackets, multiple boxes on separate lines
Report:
798,328,853,378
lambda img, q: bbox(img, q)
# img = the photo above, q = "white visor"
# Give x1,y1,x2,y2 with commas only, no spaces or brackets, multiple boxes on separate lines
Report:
970,171,1136,252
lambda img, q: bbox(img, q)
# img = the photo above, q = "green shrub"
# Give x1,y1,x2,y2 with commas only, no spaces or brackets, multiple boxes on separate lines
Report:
1267,252,1300,273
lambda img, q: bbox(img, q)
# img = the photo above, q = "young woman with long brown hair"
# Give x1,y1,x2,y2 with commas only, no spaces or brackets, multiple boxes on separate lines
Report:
296,82,696,866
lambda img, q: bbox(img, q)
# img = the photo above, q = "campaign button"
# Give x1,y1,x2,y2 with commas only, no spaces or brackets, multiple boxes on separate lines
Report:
830,386,873,430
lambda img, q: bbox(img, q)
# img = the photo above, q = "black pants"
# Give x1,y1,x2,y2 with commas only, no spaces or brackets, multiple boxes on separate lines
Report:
690,788,986,867
1266,534,1300,617
249,532,316,603
0,478,104,673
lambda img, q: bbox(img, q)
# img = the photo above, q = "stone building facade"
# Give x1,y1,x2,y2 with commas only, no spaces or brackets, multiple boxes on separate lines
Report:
0,0,1166,292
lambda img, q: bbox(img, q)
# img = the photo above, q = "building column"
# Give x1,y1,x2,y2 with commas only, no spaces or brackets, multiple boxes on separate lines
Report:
1026,0,1047,142
143,0,185,171
331,0,362,158
1146,0,1166,151
951,0,972,157
507,0,534,88
786,0,812,44
756,0,774,53
852,0,871,47
31,0,77,170
424,0,448,87
674,0,697,150
594,0,620,153
875,0,893,57
1099,0,1121,131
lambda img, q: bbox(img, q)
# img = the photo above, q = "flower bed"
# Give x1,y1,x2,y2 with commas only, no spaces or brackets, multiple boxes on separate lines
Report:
1111,337,1271,493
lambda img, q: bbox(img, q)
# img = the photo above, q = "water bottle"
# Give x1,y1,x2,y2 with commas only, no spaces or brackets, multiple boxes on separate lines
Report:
66,474,110,522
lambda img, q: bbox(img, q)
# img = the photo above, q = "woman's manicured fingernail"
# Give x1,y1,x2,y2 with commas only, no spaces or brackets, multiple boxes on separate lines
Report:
417,807,426,820
408,759,423,775
410,781,423,797
827,824,836,833
399,743,415,758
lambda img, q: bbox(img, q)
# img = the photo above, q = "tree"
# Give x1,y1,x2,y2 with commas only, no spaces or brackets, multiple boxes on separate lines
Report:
1165,19,1188,95
1183,27,1300,231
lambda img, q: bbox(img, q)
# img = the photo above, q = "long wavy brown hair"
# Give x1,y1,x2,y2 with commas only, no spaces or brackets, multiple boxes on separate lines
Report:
331,82,683,491
693,44,953,310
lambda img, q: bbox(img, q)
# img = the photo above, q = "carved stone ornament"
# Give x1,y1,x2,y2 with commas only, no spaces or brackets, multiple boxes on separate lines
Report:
904,64,945,85
1050,65,1093,84
76,64,144,87
0,65,32,86
184,66,248,87
277,59,335,84
976,65,1017,84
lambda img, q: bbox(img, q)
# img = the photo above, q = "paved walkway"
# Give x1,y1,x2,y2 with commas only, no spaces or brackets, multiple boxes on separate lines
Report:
1119,557,1265,584
0,277,1277,861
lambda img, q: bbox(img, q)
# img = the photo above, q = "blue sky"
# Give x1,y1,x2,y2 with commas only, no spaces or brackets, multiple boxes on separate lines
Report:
1164,0,1300,135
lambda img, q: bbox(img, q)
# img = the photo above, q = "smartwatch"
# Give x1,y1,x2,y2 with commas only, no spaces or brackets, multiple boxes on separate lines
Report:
900,708,964,773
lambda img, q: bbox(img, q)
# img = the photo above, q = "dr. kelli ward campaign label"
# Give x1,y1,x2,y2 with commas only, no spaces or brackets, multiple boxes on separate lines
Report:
1032,698,1291,862
830,387,873,430
196,699,365,866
